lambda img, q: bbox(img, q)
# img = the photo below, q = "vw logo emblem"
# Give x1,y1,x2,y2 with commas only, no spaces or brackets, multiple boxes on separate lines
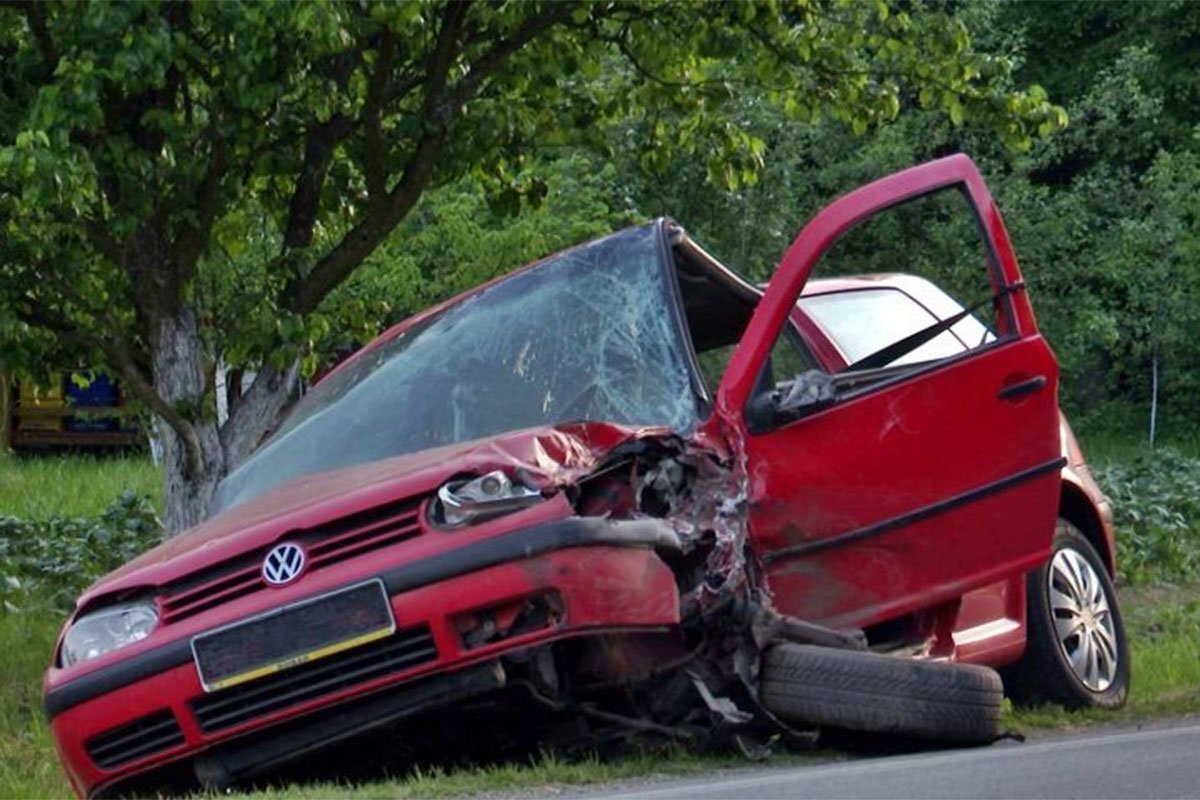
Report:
262,542,307,587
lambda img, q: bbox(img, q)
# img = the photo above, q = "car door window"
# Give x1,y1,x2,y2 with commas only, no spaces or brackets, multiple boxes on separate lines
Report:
696,330,814,393
764,186,1011,406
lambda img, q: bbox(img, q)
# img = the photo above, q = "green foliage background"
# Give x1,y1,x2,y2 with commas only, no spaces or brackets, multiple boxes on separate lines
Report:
318,0,1198,438
1,0,1196,503
0,492,160,612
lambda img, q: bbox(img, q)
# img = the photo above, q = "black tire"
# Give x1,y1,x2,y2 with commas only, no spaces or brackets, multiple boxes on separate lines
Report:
759,644,1004,744
1008,519,1130,709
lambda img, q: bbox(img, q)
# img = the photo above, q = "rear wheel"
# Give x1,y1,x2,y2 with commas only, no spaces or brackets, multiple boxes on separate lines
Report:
760,644,1004,744
1008,519,1129,709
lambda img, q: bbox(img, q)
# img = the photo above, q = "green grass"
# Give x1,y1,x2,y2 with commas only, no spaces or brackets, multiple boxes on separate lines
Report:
4,586,1195,800
1072,428,1200,467
0,611,72,799
0,455,161,520
1008,584,1200,729
218,751,806,800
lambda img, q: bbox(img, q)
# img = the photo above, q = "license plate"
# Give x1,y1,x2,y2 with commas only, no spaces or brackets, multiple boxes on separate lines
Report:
191,579,396,692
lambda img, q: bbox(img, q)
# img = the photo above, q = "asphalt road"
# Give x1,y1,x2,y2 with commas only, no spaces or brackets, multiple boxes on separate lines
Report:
577,721,1200,800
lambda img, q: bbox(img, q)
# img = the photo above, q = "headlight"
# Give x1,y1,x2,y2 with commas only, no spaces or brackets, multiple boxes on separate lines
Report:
434,470,545,528
61,601,158,667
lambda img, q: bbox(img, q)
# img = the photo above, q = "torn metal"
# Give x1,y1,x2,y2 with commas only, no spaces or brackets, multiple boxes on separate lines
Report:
509,427,871,757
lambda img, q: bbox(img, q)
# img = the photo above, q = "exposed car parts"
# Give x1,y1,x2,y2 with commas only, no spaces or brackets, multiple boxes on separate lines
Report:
47,156,1122,798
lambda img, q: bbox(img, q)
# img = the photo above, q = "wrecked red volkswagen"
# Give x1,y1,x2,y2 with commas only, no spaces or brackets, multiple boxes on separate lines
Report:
45,155,1128,797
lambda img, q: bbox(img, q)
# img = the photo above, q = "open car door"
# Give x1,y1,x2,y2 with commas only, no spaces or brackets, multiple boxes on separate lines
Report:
715,154,1063,631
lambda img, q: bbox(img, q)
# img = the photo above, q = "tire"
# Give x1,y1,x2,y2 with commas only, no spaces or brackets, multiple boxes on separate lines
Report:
1008,519,1130,710
760,644,1004,744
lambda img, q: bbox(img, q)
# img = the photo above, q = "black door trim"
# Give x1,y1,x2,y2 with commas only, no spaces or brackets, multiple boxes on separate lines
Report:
762,456,1067,565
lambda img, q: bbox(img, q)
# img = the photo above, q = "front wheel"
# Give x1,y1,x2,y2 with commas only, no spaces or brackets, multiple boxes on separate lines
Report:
1009,519,1130,709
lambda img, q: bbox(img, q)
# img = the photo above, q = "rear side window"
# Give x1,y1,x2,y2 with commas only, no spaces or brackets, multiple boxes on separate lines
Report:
801,279,996,369
801,288,966,366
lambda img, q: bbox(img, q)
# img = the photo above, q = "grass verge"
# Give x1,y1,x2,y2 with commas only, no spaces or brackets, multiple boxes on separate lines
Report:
1008,584,1200,729
0,611,71,799
3,586,1195,799
0,455,160,519
219,750,798,800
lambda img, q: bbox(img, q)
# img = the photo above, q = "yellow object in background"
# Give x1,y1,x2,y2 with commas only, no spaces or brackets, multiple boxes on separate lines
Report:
17,373,65,406
16,373,65,430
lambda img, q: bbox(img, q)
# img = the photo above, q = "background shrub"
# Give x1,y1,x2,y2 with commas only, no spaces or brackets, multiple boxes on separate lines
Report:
0,493,162,614
1094,449,1200,584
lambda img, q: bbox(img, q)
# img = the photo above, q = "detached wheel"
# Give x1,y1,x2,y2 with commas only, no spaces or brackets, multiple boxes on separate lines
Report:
1009,519,1130,709
760,644,1003,744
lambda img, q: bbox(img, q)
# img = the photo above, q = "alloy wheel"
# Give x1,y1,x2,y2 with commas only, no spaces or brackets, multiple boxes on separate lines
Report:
1047,548,1119,692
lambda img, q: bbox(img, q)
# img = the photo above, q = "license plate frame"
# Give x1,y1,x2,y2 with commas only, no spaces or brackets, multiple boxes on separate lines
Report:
190,578,396,693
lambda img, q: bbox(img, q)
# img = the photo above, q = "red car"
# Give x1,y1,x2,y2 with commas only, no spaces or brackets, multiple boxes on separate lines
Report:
45,156,1127,798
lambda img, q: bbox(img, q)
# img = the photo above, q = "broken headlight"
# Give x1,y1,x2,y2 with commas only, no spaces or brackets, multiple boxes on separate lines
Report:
434,470,545,528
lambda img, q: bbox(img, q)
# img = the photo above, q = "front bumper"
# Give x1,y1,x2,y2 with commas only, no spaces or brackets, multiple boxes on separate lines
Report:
46,518,682,797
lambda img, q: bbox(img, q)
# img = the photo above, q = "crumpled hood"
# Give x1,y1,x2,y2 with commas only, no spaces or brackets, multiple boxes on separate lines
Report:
78,421,673,609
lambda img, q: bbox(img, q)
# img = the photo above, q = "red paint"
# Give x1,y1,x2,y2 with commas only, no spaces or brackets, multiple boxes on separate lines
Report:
48,155,1116,796
51,547,679,795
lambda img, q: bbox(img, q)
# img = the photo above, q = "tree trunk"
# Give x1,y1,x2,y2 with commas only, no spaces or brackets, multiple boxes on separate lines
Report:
150,307,225,534
0,364,10,454
220,360,301,471
149,320,300,534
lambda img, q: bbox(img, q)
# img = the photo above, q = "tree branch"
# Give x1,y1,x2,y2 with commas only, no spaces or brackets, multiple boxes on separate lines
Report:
280,49,360,251
279,1,599,317
83,218,126,266
419,0,472,116
363,29,397,206
172,123,227,277
441,3,578,115
280,114,354,251
10,0,58,75
219,358,300,469
279,1,593,317
280,2,473,315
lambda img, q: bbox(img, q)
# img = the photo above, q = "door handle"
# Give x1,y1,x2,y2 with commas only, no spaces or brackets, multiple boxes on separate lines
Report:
998,375,1047,401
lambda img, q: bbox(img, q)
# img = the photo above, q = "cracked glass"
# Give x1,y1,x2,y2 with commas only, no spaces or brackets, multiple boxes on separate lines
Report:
213,225,699,513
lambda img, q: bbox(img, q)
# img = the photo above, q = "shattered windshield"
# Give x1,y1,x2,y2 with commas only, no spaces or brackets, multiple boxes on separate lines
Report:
212,224,700,513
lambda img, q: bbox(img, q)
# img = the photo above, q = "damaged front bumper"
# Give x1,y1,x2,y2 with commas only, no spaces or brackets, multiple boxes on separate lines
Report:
45,517,684,798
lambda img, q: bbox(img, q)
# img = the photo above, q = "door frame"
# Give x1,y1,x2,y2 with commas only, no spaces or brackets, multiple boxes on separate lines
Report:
715,154,1040,430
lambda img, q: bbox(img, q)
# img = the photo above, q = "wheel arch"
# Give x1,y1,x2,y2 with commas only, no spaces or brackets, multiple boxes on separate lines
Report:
1059,480,1114,576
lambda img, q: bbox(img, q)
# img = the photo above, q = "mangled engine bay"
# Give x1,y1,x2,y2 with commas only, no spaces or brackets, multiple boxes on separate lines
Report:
422,432,867,762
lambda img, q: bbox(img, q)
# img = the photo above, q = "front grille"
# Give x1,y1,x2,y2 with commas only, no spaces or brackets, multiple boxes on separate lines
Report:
86,710,185,770
160,498,425,624
189,626,438,733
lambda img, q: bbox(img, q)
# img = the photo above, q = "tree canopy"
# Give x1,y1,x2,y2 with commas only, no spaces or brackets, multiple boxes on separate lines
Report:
618,0,1200,443
1,0,1065,532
